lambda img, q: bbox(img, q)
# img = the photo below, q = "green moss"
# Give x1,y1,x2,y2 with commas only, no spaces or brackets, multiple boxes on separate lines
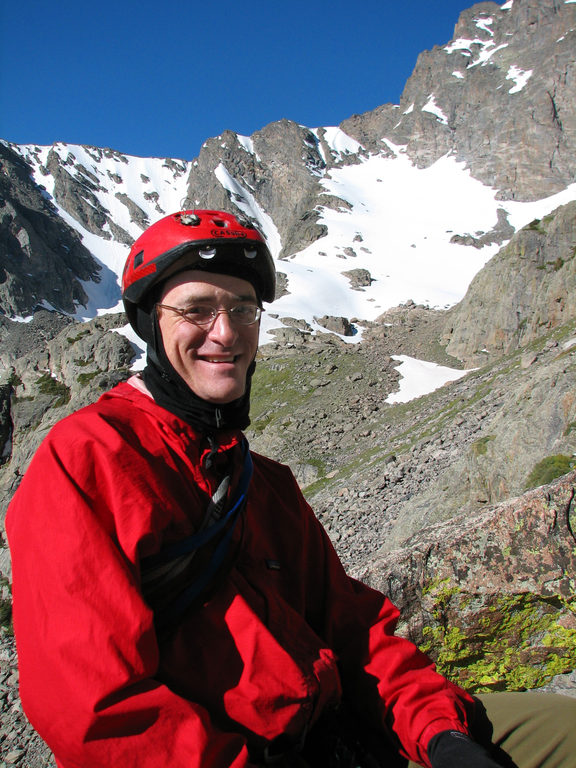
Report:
527,218,544,233
37,373,71,407
0,575,12,633
67,329,91,344
0,596,11,628
77,371,100,386
420,587,576,693
525,454,576,490
471,435,496,457
8,371,22,388
526,214,554,234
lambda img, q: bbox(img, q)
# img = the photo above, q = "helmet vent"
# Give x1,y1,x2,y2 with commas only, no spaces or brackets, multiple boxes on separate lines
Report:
122,209,276,316
180,213,201,226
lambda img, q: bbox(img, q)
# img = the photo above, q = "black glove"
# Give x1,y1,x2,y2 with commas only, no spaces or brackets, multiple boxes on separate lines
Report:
428,730,504,768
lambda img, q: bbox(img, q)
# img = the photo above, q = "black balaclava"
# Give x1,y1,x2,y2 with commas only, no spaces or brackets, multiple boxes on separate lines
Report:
141,272,256,434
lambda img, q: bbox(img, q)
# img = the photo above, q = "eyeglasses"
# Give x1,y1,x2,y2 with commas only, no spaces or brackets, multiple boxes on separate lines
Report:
156,303,263,327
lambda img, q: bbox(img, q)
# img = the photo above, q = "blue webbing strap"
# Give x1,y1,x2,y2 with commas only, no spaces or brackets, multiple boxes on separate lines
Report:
141,440,253,632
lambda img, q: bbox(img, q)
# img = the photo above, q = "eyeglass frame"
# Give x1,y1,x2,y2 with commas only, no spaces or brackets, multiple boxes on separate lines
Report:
156,302,263,328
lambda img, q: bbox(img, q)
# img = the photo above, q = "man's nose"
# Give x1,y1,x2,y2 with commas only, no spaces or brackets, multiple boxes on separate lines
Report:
207,310,239,341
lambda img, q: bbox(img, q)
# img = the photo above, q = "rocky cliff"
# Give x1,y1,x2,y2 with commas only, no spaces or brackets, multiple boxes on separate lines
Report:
341,0,576,200
359,469,576,693
0,144,101,317
442,200,576,364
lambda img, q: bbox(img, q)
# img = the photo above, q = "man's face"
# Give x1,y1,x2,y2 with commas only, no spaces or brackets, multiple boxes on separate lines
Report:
157,270,260,404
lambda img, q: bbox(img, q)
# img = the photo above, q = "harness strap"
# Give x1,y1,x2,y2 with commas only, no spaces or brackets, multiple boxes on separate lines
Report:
140,439,253,632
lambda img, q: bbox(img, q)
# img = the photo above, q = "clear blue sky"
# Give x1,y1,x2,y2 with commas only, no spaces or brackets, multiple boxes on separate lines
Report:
1,0,492,161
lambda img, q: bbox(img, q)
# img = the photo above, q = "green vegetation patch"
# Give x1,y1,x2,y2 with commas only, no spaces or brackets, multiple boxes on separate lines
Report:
526,214,554,235
77,370,100,386
66,329,91,344
471,435,496,457
251,357,309,419
0,574,12,634
420,580,576,693
527,218,544,233
37,373,71,407
525,454,576,490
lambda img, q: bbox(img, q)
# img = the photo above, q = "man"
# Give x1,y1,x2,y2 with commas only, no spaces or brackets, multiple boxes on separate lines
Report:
6,210,575,768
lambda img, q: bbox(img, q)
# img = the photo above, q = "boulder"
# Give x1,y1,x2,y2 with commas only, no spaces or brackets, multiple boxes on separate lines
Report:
357,470,576,692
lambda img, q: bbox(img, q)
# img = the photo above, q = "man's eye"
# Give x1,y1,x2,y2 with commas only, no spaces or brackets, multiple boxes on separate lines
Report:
183,306,213,319
232,305,253,316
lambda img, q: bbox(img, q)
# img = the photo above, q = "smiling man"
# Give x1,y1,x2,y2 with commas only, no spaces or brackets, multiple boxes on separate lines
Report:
6,210,576,768
156,272,261,405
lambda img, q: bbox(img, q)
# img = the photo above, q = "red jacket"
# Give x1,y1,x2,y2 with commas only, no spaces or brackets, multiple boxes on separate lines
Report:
6,380,474,767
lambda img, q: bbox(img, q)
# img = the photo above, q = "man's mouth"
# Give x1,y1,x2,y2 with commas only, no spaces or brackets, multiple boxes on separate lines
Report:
202,356,238,363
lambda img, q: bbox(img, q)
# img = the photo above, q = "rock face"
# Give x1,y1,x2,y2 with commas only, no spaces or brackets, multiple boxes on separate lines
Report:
341,0,576,200
184,122,331,260
0,144,101,317
358,470,576,693
442,201,576,365
1,1,575,323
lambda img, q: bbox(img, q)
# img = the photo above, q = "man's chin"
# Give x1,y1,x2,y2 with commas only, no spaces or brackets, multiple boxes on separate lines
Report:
191,381,247,405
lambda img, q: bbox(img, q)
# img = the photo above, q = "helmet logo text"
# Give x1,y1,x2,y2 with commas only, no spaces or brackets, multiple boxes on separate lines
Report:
210,228,247,239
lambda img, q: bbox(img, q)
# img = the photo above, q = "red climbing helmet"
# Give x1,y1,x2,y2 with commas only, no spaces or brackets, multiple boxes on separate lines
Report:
122,209,276,341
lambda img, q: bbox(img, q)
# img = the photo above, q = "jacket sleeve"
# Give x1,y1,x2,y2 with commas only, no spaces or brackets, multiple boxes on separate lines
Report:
287,472,475,767
6,424,258,768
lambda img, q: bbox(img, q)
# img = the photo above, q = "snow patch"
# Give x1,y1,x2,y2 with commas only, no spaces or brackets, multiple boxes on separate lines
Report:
214,163,282,258
386,355,472,404
507,65,533,93
475,17,494,36
236,134,258,159
422,95,448,124
317,127,364,157
445,36,508,68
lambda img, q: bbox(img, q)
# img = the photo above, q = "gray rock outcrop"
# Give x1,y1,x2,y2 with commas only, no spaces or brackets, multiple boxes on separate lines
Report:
341,0,576,200
0,144,101,317
442,201,576,365
358,470,576,693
